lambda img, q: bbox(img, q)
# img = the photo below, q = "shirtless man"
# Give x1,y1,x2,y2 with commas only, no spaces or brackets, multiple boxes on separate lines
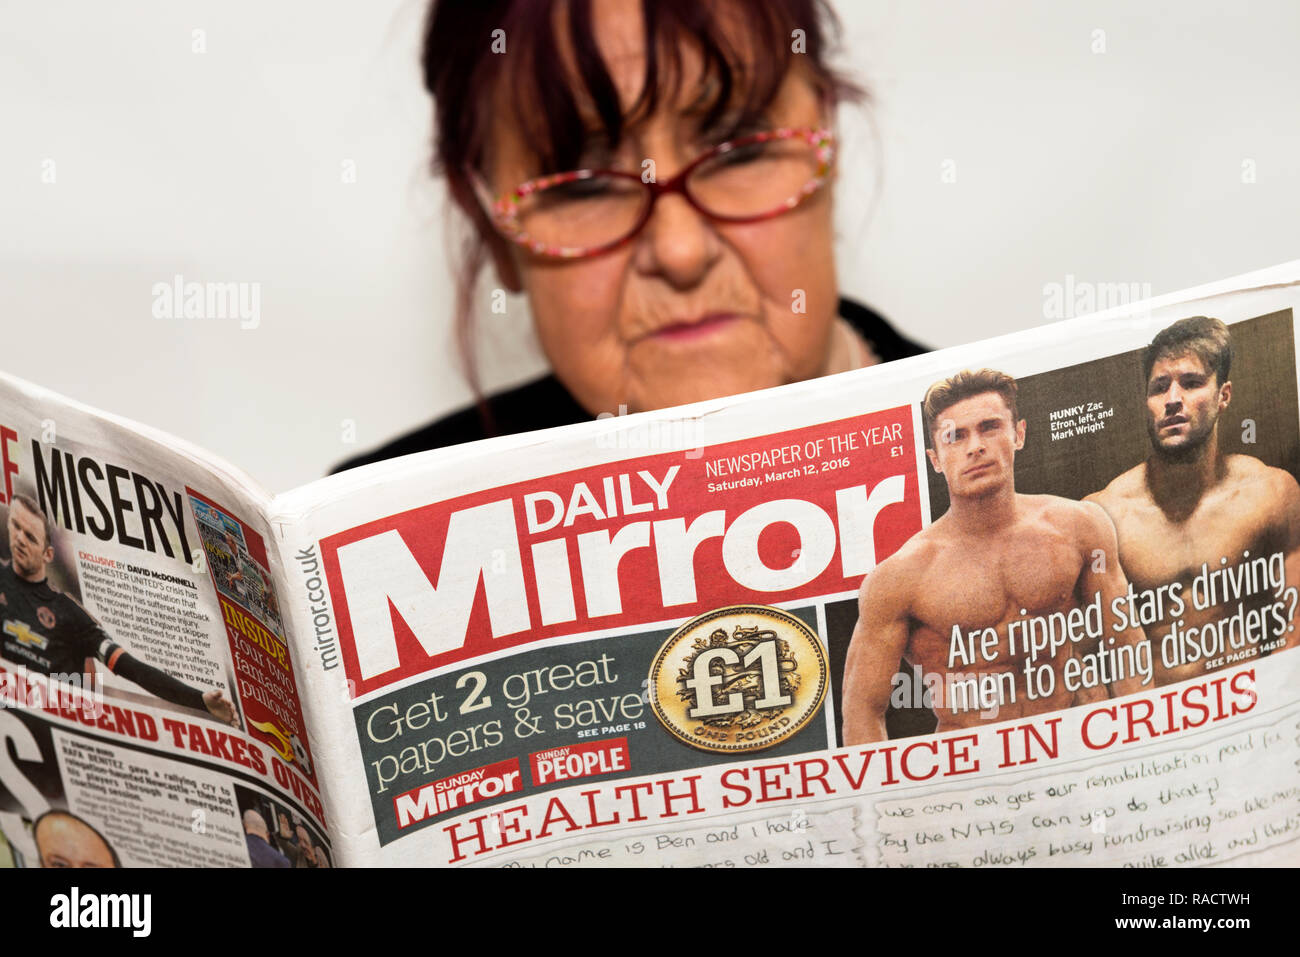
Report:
1085,316,1300,685
842,369,1147,744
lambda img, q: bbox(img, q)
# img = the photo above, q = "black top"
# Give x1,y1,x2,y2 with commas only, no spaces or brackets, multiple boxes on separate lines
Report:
0,560,107,676
335,297,927,473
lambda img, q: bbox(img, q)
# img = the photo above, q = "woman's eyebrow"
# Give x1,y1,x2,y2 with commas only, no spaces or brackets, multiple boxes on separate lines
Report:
545,84,775,172
679,63,777,130
570,127,618,163
691,108,772,143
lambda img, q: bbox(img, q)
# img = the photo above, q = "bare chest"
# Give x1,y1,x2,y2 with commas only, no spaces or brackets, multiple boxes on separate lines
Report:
911,532,1084,634
1114,491,1283,592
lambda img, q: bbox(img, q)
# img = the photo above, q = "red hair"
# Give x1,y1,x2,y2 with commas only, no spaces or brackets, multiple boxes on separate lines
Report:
420,0,863,429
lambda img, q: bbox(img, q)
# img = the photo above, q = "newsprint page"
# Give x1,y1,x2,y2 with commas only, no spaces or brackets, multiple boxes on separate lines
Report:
1,263,1298,884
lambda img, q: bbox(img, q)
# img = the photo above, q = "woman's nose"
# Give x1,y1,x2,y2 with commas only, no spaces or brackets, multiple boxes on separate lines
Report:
632,190,721,288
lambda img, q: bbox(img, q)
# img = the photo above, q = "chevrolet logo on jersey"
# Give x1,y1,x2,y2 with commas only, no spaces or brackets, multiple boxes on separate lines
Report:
3,620,49,649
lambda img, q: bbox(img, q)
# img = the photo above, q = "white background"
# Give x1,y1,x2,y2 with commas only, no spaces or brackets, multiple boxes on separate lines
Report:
2,0,1297,492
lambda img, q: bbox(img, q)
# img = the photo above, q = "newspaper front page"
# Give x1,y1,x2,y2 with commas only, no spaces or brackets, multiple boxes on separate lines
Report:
277,263,1300,868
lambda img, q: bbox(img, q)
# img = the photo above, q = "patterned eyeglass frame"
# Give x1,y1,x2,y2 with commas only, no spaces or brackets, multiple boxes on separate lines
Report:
468,127,835,260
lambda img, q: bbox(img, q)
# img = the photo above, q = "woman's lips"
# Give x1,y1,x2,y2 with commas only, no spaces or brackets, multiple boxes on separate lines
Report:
647,313,743,343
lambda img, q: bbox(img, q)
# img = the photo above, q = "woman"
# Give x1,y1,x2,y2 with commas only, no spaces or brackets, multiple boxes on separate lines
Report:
339,0,925,472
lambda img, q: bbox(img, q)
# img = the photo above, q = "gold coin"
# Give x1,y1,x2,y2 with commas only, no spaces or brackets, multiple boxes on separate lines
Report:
648,605,828,754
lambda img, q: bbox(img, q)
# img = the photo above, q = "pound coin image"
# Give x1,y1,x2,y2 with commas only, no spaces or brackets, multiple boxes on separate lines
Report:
648,605,828,754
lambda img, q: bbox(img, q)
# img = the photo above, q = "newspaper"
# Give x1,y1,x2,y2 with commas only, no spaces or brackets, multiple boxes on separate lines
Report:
2,261,1298,868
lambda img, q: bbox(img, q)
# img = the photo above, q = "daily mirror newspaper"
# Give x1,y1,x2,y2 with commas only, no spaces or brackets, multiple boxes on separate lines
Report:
2,262,1299,868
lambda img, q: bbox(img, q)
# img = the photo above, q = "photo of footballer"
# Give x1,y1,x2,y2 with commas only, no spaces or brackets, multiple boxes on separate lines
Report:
0,495,238,726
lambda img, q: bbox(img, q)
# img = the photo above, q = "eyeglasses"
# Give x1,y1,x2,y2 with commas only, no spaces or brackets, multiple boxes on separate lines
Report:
470,127,835,260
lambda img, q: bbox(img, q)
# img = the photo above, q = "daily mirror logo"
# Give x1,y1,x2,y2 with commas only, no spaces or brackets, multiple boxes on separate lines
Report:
321,406,922,697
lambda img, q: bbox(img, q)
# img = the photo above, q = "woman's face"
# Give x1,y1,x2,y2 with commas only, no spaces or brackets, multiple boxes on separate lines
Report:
483,1,840,417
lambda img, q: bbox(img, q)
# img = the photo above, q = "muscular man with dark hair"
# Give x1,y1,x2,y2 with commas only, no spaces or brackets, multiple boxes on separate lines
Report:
1,495,238,726
842,369,1147,744
1086,316,1300,684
